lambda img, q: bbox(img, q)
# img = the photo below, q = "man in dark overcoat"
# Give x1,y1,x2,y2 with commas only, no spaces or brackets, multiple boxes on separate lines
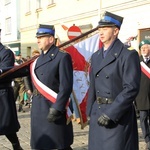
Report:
136,39,150,149
30,24,73,150
0,40,23,150
86,11,141,150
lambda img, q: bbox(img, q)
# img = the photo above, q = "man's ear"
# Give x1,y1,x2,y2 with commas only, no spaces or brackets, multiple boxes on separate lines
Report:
113,27,119,36
49,36,55,43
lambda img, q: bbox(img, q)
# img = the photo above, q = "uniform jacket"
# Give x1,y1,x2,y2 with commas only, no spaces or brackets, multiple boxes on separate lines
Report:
0,43,20,135
87,39,141,150
136,56,150,110
30,44,73,149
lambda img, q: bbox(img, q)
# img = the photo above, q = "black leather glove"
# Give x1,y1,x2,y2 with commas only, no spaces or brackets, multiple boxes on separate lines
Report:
97,114,111,126
47,108,63,122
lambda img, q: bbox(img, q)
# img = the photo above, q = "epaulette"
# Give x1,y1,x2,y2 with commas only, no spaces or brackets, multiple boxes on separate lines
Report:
59,49,67,53
127,46,134,51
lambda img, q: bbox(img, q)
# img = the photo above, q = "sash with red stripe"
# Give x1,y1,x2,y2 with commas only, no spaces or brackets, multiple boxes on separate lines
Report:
30,58,72,119
140,61,150,79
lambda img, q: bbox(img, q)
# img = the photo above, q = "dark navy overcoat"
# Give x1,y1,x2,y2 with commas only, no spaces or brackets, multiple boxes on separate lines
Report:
0,43,20,135
30,45,74,149
87,39,141,150
136,56,150,110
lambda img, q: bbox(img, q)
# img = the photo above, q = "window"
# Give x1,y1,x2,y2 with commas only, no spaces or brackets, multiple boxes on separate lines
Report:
5,17,11,34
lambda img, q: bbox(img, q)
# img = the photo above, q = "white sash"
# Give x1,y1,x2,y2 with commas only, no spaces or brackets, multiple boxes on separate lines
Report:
140,61,150,79
30,58,72,118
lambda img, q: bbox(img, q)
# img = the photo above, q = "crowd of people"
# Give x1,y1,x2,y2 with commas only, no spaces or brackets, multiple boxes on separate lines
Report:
0,11,149,150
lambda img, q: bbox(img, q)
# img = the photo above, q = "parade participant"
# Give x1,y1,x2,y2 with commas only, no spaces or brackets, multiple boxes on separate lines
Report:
30,24,73,150
86,11,141,150
136,39,150,150
0,41,23,150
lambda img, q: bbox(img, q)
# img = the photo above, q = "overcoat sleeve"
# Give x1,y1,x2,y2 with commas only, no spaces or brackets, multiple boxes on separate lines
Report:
52,53,73,111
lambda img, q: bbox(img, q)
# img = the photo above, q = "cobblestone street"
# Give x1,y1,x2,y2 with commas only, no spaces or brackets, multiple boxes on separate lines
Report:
0,106,146,150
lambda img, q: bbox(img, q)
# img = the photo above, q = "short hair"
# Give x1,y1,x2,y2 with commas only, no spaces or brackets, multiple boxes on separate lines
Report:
32,49,40,57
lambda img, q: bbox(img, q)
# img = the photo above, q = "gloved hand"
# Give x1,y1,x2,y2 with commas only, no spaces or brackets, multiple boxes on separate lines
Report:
47,108,63,122
97,114,111,126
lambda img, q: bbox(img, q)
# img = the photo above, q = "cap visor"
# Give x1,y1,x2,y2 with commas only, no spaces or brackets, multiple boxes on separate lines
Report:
36,33,52,38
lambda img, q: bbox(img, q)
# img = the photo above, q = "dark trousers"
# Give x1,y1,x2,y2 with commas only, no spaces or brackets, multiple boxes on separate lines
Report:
58,147,73,150
5,133,19,144
140,110,150,143
32,146,72,150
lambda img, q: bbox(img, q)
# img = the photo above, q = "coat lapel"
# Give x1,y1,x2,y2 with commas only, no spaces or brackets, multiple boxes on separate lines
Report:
35,45,58,69
94,39,124,75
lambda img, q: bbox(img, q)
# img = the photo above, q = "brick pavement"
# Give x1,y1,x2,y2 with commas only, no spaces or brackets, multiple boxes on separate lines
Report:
0,106,146,150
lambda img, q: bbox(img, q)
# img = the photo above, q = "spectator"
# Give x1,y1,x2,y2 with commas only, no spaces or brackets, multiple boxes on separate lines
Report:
13,51,26,112
23,49,41,106
136,39,150,150
31,49,40,57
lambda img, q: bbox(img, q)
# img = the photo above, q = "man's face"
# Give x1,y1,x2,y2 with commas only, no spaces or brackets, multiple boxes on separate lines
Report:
140,44,150,57
37,35,54,51
98,26,119,45
15,55,21,60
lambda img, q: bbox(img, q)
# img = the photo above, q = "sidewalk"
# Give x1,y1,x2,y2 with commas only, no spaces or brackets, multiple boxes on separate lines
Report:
0,106,146,150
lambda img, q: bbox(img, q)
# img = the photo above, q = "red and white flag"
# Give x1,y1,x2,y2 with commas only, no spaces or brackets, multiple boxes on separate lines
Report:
61,24,69,31
64,33,101,128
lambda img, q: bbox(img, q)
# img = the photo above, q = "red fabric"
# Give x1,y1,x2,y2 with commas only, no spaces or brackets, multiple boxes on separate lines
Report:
64,35,102,125
30,62,56,103
65,46,89,71
141,65,150,78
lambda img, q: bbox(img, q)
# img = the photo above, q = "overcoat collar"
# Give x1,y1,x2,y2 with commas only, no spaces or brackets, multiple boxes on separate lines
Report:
94,39,124,75
35,44,59,69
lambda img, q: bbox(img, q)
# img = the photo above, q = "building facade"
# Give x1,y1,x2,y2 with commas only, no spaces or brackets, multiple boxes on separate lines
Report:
101,0,150,50
0,0,20,53
0,0,149,56
20,0,100,56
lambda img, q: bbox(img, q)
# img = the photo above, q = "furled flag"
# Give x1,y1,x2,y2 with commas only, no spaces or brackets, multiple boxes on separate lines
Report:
64,32,102,129
61,24,69,31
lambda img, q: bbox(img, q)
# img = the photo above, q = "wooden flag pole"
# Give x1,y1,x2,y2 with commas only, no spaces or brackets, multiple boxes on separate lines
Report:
0,27,98,80
72,90,88,129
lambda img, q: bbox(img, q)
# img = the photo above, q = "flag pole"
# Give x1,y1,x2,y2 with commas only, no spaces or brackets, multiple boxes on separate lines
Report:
0,27,98,80
58,26,98,49
72,90,88,129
